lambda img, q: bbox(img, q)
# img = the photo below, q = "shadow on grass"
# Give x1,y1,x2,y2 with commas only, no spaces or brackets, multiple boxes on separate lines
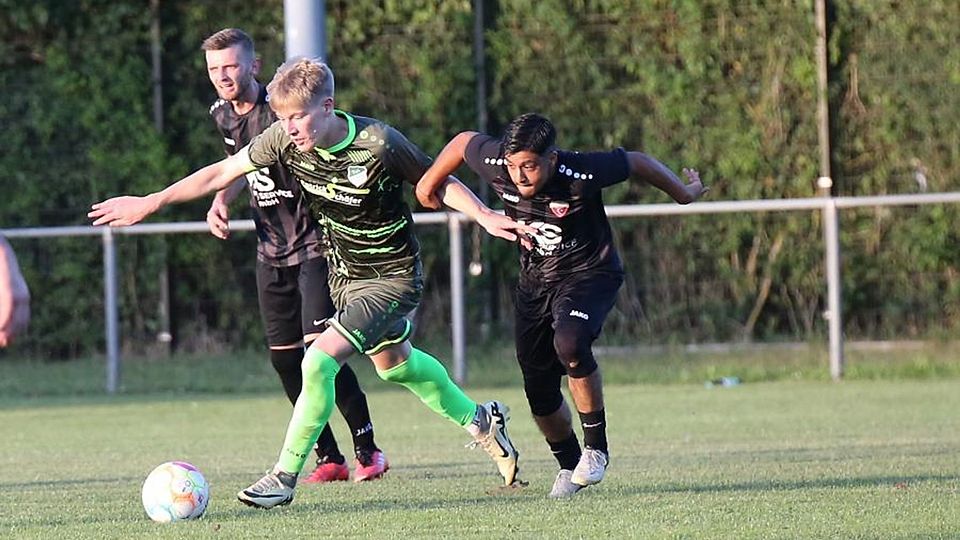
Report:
622,473,960,496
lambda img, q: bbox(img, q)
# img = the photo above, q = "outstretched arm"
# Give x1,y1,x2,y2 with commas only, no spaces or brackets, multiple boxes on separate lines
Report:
626,151,708,204
89,151,256,227
432,176,535,244
416,131,479,210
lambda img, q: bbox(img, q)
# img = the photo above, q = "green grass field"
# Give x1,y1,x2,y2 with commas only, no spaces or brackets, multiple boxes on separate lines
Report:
2,378,958,539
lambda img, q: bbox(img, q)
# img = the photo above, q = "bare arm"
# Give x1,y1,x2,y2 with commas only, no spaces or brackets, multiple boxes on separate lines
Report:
416,131,479,210
0,235,30,347
88,150,256,227
432,176,535,244
207,176,248,240
626,151,708,204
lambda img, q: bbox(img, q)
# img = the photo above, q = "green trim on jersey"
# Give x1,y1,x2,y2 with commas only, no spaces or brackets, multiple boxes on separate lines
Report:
246,113,430,279
350,247,404,255
325,214,409,239
324,110,357,154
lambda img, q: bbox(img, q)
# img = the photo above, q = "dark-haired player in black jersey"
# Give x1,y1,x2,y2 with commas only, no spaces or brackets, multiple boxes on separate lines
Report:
416,113,708,498
200,28,387,484
90,57,533,509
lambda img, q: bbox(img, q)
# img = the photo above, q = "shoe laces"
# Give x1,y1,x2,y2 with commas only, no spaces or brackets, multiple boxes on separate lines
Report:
465,405,493,451
250,472,283,493
466,423,501,454
582,448,609,469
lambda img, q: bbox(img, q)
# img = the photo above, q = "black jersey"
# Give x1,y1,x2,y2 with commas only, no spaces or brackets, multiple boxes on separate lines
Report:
464,133,630,282
209,85,323,267
247,111,430,280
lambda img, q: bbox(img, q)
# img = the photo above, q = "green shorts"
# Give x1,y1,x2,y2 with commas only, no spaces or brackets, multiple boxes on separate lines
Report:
327,265,423,355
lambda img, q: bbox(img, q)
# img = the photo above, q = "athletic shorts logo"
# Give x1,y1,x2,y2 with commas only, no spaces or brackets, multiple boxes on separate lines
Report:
347,165,368,187
549,201,570,218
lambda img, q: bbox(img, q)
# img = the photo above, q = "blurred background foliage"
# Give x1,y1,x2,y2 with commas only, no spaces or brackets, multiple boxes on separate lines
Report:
0,0,957,360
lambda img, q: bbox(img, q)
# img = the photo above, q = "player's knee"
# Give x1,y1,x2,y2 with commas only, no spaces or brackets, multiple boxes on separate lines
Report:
301,350,340,385
523,375,564,417
553,327,598,378
301,354,322,381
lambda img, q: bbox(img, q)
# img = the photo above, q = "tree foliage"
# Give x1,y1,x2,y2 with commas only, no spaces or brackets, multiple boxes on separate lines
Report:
1,0,957,359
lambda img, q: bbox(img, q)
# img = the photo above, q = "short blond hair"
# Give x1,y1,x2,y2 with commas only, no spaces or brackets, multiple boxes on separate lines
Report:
266,57,335,111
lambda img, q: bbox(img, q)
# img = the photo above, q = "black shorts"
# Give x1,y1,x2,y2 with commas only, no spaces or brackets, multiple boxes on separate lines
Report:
514,269,624,379
255,256,336,347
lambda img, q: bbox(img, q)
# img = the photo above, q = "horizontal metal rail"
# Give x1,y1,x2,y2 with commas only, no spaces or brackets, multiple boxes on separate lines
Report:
4,191,959,391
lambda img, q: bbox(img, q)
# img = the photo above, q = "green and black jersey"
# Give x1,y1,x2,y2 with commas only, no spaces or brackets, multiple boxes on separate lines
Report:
247,111,430,279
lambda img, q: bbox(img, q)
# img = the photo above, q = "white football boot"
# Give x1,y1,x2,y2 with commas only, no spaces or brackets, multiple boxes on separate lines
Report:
548,469,583,499
467,400,520,485
237,468,296,509
570,447,608,487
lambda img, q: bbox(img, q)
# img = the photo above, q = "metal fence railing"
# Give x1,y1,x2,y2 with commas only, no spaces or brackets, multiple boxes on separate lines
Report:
5,191,960,392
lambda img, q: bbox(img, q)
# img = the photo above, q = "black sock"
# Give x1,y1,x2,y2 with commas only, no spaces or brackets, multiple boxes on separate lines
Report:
334,363,378,454
271,347,344,462
579,409,608,454
314,425,344,463
269,348,304,405
548,431,582,471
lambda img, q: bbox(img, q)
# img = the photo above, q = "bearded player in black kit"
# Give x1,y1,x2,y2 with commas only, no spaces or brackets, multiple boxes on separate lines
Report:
416,113,708,498
201,28,387,483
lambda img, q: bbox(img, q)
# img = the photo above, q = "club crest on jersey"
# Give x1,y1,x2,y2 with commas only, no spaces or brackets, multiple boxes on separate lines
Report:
347,165,368,187
549,201,570,218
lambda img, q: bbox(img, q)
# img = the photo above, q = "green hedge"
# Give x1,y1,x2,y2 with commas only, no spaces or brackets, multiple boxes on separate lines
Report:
1,0,957,360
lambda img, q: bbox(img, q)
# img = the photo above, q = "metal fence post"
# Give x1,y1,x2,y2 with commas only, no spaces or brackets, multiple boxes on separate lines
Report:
448,215,466,384
102,227,120,394
822,198,844,380
284,0,327,59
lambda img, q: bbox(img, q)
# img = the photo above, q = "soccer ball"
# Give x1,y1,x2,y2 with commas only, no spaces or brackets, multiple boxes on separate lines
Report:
141,461,210,523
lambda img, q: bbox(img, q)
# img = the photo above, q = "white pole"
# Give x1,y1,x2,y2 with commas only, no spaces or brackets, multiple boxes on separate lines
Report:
448,215,467,384
102,228,120,394
284,0,326,60
815,0,843,379
823,199,844,380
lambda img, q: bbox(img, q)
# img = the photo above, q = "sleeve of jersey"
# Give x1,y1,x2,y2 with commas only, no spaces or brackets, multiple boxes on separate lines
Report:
463,134,502,185
246,121,287,168
575,147,631,190
209,105,233,157
383,127,434,185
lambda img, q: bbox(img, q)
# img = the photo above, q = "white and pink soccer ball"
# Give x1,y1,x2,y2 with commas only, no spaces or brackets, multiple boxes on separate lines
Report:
141,461,210,523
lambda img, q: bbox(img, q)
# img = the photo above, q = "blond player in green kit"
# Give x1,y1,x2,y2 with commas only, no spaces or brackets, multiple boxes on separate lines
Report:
90,57,535,509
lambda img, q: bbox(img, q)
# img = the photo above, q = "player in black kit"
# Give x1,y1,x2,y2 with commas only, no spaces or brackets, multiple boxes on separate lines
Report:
416,113,708,498
201,28,387,483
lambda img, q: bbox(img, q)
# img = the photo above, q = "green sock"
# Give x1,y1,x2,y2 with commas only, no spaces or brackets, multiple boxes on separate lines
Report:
277,347,340,474
378,347,477,427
